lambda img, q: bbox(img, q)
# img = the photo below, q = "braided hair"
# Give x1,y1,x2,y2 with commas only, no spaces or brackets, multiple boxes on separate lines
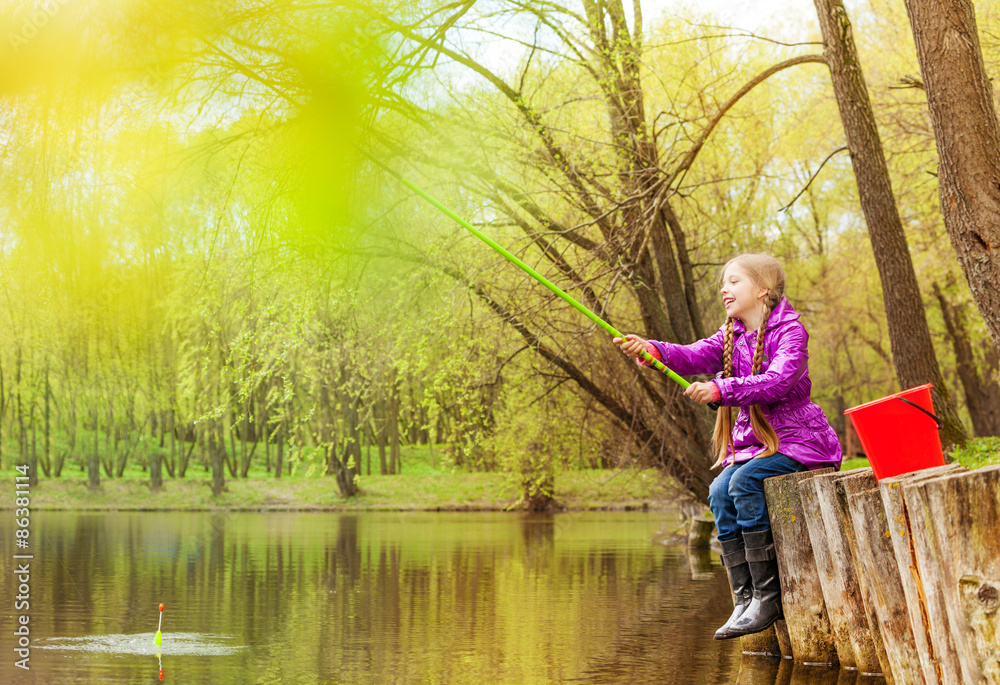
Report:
711,255,784,469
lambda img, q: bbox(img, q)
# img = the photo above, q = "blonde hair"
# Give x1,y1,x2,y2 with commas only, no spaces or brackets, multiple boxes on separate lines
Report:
711,254,785,469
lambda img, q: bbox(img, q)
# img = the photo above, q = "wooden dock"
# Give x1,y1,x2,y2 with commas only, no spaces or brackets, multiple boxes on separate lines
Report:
728,464,1000,684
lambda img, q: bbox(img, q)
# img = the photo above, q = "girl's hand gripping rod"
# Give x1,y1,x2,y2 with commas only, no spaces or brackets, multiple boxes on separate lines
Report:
363,152,719,411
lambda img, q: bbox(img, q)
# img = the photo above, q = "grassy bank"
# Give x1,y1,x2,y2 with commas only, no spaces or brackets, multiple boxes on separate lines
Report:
7,439,995,512
5,468,679,512
1,444,681,512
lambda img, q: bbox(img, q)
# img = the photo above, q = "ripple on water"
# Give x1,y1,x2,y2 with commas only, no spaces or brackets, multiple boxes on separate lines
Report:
34,632,246,656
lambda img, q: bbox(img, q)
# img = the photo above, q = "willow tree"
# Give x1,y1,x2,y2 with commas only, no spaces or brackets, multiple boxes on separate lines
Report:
348,0,840,500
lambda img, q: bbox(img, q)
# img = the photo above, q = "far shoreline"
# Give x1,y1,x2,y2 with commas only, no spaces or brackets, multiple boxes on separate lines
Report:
1,467,686,514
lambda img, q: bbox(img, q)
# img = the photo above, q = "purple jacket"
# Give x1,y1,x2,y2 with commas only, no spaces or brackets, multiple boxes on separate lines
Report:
648,297,842,469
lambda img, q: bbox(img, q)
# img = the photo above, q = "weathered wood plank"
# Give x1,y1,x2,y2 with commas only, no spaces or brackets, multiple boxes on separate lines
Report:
847,486,924,684
811,470,887,678
775,619,792,659
905,464,1000,684
764,467,837,665
903,473,967,685
834,468,895,683
880,464,966,685
799,476,858,668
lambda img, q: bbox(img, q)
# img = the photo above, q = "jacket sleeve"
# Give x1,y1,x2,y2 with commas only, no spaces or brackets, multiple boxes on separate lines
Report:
714,323,809,406
647,328,725,377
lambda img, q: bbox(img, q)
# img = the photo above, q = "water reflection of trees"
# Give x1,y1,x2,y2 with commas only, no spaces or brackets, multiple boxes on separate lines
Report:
27,512,753,683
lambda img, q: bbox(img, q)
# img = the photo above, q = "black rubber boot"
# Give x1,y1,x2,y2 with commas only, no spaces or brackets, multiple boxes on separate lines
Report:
727,529,783,637
714,537,754,640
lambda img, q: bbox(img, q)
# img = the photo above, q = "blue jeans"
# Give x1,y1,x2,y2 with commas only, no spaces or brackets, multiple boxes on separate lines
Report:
709,452,807,541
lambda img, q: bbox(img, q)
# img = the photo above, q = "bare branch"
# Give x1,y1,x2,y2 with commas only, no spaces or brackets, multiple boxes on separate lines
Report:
665,54,828,192
779,146,849,212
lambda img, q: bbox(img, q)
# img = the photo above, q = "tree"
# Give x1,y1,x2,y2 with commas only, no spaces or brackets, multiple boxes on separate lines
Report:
932,283,1000,437
901,0,1000,351
357,0,851,500
811,0,966,447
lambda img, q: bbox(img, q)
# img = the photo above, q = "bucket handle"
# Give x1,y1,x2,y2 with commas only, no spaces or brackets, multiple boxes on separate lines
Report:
898,397,943,430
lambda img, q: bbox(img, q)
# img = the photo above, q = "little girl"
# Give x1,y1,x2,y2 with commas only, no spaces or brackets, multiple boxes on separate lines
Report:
614,253,841,639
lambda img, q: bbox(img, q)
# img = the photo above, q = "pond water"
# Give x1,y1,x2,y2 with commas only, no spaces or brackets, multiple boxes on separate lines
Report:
1,511,869,683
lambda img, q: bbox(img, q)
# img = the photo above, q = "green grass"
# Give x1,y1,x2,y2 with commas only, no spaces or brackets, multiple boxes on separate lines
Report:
952,436,1000,470
841,457,871,471
1,443,679,512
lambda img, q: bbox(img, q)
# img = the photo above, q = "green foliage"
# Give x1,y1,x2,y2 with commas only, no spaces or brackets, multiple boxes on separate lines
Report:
952,437,1000,470
1,0,999,505
841,457,872,472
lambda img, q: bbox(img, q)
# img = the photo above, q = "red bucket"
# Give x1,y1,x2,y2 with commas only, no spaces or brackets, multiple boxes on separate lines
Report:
843,383,945,480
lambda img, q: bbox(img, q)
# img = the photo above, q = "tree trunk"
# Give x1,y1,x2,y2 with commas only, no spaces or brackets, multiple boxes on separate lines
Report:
0,357,5,470
812,0,966,449
225,413,238,477
43,363,51,477
326,362,360,497
178,424,194,479
150,442,163,493
376,398,388,475
31,406,44,478
106,392,113,466
408,384,419,444
198,421,206,473
239,411,250,477
63,391,77,478
933,284,1000,437
274,421,284,479
263,399,270,474
902,0,1000,351
363,421,370,476
89,405,100,491
388,384,400,475
240,409,248,476
210,420,225,496
167,409,177,477
15,348,33,486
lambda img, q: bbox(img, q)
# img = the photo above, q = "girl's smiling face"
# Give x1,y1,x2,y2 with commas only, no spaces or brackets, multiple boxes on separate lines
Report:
721,262,767,324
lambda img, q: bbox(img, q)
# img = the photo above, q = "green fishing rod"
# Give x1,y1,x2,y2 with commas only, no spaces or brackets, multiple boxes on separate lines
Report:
362,151,715,407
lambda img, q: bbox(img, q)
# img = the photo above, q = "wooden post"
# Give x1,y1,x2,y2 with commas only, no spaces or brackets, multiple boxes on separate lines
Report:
904,465,1000,684
832,467,895,684
799,475,858,668
687,516,714,548
847,485,924,684
740,624,782,657
900,471,968,685
764,467,838,665
774,619,792,659
879,464,967,685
